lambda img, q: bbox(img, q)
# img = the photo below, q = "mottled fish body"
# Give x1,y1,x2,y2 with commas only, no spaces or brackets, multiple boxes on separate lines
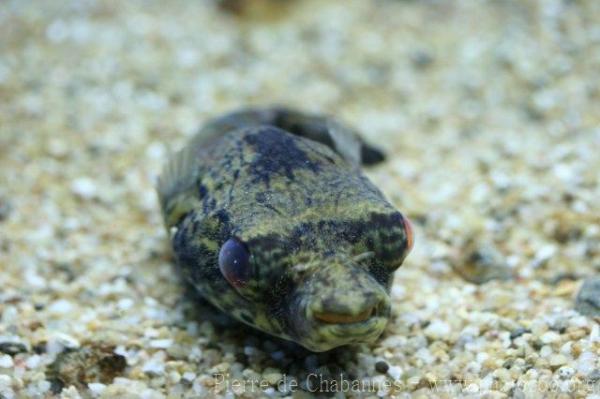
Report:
157,107,413,351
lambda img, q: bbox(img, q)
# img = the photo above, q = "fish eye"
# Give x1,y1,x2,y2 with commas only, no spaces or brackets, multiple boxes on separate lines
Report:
369,213,415,271
218,237,252,288
403,216,414,254
392,215,414,267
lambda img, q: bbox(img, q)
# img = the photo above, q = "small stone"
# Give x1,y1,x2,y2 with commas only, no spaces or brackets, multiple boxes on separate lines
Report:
262,368,282,385
375,360,389,374
548,354,568,369
25,354,42,369
493,368,511,382
588,369,600,383
117,298,135,310
575,276,600,317
168,371,181,384
540,331,561,344
0,355,14,368
47,299,74,314
424,319,451,339
0,375,15,399
530,320,549,336
166,344,188,360
243,346,257,356
88,382,106,396
70,177,98,199
531,245,557,268
453,239,512,284
182,372,196,383
510,328,530,340
387,365,403,380
556,366,575,379
46,344,126,391
410,49,434,69
149,339,173,349
142,359,165,376
47,332,81,355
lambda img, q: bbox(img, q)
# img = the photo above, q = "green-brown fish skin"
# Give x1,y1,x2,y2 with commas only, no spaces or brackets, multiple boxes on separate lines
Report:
157,107,413,352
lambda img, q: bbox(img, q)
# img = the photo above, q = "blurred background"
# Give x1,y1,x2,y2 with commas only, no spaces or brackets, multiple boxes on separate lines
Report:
0,0,599,397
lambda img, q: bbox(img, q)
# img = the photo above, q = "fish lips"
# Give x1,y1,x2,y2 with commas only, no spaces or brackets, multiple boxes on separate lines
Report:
285,292,391,352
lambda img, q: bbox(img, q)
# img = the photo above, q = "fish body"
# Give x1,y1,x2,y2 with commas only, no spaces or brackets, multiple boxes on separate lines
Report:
157,107,413,351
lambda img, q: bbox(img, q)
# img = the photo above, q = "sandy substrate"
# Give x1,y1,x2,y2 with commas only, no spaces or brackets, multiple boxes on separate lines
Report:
1,1,599,398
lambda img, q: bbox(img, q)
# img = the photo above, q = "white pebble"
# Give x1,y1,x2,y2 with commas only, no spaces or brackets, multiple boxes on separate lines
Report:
71,177,98,199
0,375,15,399
48,299,74,314
37,380,51,394
560,341,572,355
142,359,165,376
391,285,406,299
576,351,597,375
24,270,46,289
144,329,160,338
88,383,106,397
1,307,18,325
118,298,135,310
182,372,196,382
168,371,181,384
531,245,556,268
591,324,600,342
146,142,166,160
424,319,451,339
463,383,480,394
25,354,42,369
149,339,173,349
476,352,489,363
415,348,435,365
540,345,553,357
0,355,13,368
387,365,403,380
569,315,589,328
47,332,80,355
540,331,561,344
479,374,494,391
530,320,549,335
60,386,83,398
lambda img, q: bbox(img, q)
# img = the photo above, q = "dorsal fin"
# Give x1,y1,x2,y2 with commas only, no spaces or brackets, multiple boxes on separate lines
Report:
201,107,386,166
267,107,385,166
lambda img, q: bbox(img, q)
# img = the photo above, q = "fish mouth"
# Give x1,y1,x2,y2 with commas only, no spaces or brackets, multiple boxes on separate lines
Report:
289,299,390,351
310,291,390,326
305,314,389,351
313,308,374,324
310,303,389,336
319,314,386,336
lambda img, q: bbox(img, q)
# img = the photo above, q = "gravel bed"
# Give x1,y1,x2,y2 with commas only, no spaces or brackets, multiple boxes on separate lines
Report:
1,1,599,398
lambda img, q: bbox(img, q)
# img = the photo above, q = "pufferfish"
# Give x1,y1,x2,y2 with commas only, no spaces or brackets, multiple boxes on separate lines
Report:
157,107,413,352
